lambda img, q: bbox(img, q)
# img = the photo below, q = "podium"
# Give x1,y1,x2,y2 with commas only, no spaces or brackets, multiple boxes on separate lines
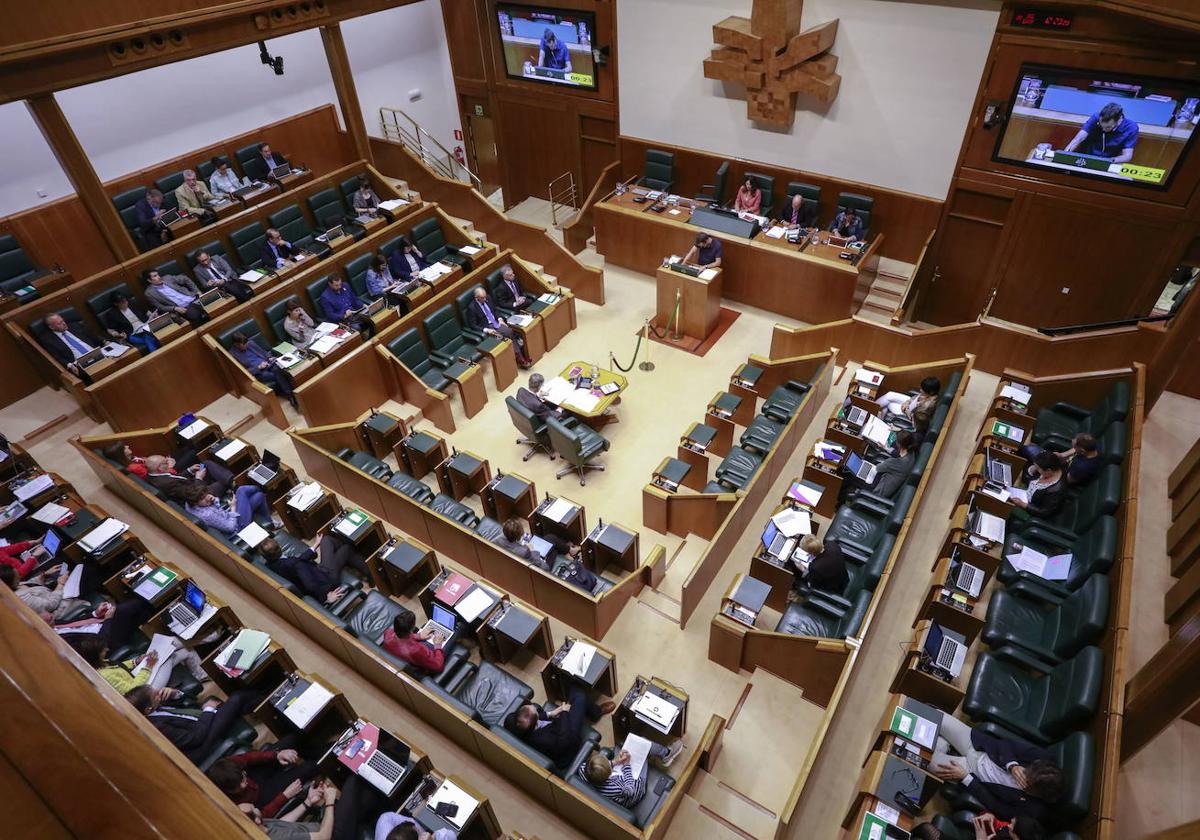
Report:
655,264,722,343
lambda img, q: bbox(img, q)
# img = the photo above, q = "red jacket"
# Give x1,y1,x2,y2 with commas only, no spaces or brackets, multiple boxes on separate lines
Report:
0,542,36,578
381,628,445,673
227,750,290,817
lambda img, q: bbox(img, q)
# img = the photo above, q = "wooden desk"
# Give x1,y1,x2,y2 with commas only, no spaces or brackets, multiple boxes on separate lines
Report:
677,423,717,489
408,772,500,840
482,472,536,522
595,194,874,323
165,215,200,239
205,637,294,697
478,599,553,664
279,483,341,539
532,494,586,545
0,269,74,315
913,557,987,644
718,573,771,629
613,675,688,746
373,537,439,597
889,621,968,713
399,431,450,480
749,550,793,614
259,671,353,743
274,169,314,191
803,457,844,519
236,182,281,209
583,521,639,574
542,636,618,701
549,361,628,422
867,694,946,773
445,359,487,419
655,264,722,342
359,411,408,459
208,198,242,220
79,344,140,382
436,450,491,501
205,437,257,475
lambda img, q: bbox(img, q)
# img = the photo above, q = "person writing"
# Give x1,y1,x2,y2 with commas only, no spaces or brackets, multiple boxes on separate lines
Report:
504,685,616,769
682,232,723,268
0,535,57,579
101,291,162,355
517,372,564,420
283,299,317,347
174,169,217,222
319,276,373,336
194,250,253,303
849,430,916,502
351,176,382,215
788,535,848,600
229,331,297,408
381,606,450,674
580,740,683,807
465,286,531,367
1063,102,1138,163
538,29,572,72
209,158,249,198
144,269,207,326
37,312,102,375
829,206,864,240
783,193,816,228
387,238,428,283
70,634,207,694
734,178,762,214
260,228,297,269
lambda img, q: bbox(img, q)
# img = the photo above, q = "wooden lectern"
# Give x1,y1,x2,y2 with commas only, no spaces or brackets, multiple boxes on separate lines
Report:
655,264,723,343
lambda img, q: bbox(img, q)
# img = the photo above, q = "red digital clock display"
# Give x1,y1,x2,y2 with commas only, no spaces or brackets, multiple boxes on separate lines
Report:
1012,8,1074,30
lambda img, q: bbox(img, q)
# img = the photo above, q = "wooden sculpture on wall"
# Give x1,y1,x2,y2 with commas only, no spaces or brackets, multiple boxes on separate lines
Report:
703,0,842,127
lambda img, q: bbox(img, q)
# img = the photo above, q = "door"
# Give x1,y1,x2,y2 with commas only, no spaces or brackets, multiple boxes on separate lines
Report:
467,114,502,198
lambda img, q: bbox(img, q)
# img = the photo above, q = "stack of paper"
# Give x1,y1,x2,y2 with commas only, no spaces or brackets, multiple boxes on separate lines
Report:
217,629,271,677
287,482,323,511
999,385,1031,405
101,342,130,358
1006,546,1071,580
862,415,892,448
563,391,600,413
79,518,129,553
459,244,482,256
786,482,824,508
561,640,596,678
378,198,409,211
855,368,885,386
771,507,812,537
14,474,54,501
699,268,718,280
213,439,246,461
239,269,266,283
335,509,369,537
179,419,209,440
283,682,335,728
620,733,654,777
540,377,574,405
455,586,498,622
133,634,179,684
765,225,787,239
309,335,339,354
237,522,270,548
544,497,575,523
315,321,339,335
31,502,71,525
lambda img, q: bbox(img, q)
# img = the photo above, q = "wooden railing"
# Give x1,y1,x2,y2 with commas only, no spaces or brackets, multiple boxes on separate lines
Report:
562,159,621,254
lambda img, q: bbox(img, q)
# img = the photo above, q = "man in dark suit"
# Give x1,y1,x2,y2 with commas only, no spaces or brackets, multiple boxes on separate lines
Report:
258,143,288,177
504,685,616,769
135,188,171,245
126,684,264,765
783,194,818,228
143,454,231,500
465,286,530,367
100,291,161,355
930,715,1064,824
37,312,103,375
494,266,533,311
516,373,562,420
387,237,428,283
259,228,296,269
194,250,253,303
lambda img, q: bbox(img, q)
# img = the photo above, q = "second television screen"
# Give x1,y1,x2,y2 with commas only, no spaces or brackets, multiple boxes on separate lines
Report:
497,4,596,90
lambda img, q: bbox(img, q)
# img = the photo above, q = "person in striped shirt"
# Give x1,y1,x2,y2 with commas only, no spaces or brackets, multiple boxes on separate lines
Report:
579,740,682,808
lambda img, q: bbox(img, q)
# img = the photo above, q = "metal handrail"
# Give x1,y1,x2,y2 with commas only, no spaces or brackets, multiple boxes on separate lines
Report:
379,107,481,189
548,170,577,227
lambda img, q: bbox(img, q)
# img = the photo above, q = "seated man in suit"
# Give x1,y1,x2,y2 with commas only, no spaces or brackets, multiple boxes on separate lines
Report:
174,169,217,223
381,607,450,674
839,430,916,504
318,276,374,337
135,188,171,245
37,312,103,376
783,194,817,228
144,269,207,326
929,714,1064,825
194,250,253,303
788,535,848,599
465,286,530,367
55,598,153,650
504,684,616,768
229,331,297,408
494,266,533,311
143,453,232,501
126,684,265,765
1019,432,1102,489
259,535,371,604
260,228,297,269
517,373,564,420
580,740,682,807
259,144,288,175
209,158,249,199
829,206,865,240
101,291,161,355
386,237,428,283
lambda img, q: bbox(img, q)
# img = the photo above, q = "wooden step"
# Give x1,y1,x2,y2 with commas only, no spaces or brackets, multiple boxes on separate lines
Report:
862,292,898,314
677,772,778,840
445,215,475,233
872,277,908,296
663,793,749,840
856,306,893,325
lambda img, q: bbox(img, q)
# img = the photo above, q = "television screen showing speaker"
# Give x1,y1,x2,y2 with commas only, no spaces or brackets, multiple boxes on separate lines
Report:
993,64,1199,190
496,4,597,90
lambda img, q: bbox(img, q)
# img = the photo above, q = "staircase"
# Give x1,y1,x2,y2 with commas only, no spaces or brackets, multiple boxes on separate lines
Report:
857,258,916,324
379,107,480,189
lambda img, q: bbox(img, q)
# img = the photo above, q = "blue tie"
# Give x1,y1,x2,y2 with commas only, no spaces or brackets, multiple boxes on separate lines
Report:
482,302,497,327
62,331,91,355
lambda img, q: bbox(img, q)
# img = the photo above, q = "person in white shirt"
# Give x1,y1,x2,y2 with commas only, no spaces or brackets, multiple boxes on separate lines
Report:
209,158,248,198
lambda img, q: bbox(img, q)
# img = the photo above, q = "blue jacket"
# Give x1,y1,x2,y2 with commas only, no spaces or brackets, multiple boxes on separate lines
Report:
267,548,338,601
319,284,362,322
231,340,272,372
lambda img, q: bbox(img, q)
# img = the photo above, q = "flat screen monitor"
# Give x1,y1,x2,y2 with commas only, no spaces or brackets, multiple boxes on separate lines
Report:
992,63,1199,191
496,4,597,91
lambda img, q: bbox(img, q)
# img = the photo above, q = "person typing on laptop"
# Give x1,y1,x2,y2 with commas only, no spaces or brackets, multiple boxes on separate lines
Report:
839,430,915,504
319,276,375,338
0,534,57,579
788,535,849,600
381,607,452,674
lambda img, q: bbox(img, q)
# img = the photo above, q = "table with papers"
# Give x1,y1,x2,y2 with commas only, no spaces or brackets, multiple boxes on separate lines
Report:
541,361,628,419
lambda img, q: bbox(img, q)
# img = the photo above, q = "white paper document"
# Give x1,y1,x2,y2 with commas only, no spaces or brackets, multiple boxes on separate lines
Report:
508,313,534,327
31,502,71,525
855,368,885,386
632,694,680,733
239,269,264,283
543,497,575,523
563,391,600,413
237,522,270,548
134,633,179,684
378,198,409,211
213,439,246,461
560,640,596,678
698,268,717,280
540,376,575,405
1006,547,1072,580
287,482,324,511
771,507,812,537
315,321,339,335
458,244,482,256
309,336,340,354
765,225,787,239
283,682,334,728
999,385,1031,405
862,415,892,448
101,342,130,358
79,518,129,553
620,733,654,778
14,474,54,501
455,587,498,623
62,564,85,599
178,419,209,440
427,779,476,829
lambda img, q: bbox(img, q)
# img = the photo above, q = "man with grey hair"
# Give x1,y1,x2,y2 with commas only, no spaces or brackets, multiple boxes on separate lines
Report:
174,169,217,222
516,372,561,420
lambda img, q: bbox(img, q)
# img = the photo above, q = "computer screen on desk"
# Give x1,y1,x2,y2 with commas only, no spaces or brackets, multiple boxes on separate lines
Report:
496,4,597,91
993,63,1199,191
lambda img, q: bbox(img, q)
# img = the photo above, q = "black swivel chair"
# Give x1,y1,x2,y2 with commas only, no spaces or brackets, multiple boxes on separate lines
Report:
639,149,675,192
695,161,730,205
505,396,555,461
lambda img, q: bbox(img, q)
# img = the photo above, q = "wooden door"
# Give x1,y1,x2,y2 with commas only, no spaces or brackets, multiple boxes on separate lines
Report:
467,114,502,197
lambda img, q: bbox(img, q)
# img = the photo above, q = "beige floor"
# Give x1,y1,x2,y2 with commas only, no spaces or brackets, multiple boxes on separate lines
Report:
4,198,1199,839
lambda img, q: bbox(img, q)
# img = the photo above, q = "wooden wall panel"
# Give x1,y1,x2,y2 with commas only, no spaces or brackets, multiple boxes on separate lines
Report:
618,135,943,264
920,214,1005,325
1166,336,1200,398
496,96,578,202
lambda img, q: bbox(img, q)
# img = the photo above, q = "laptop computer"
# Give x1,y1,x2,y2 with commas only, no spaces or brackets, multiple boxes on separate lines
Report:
420,604,457,649
76,348,105,369
146,313,175,333
197,289,222,306
270,163,292,179
923,623,967,677
330,722,412,796
760,522,793,559
985,452,1013,486
846,451,877,484
247,450,282,486
324,225,344,242
969,510,1006,544
359,297,385,317
844,404,869,429
168,580,207,631
158,209,181,227
953,561,984,598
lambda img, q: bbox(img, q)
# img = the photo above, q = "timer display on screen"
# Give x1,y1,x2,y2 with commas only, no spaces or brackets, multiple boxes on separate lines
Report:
1012,8,1074,30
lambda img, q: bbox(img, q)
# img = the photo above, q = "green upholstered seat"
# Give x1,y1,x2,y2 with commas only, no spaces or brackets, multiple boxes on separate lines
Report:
306,188,365,240
506,396,553,461
982,574,1109,666
423,304,482,365
739,414,785,454
639,149,675,193
268,204,329,257
386,328,451,392
761,379,810,423
742,172,775,216
335,447,393,481
410,218,469,269
713,447,763,490
694,161,729,204
835,191,874,232
1032,381,1130,448
230,222,267,269
546,416,608,485
998,516,1117,606
774,589,870,638
825,485,914,554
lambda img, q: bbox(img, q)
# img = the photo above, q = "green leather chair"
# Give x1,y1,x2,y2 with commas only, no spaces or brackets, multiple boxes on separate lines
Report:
216,318,265,351
386,328,452,392
29,305,86,345
761,379,811,423
335,447,392,481
154,171,186,210
742,172,775,216
305,275,333,316
1032,381,1129,449
236,143,269,181
344,253,374,299
386,471,435,505
1094,420,1128,468
982,574,1109,666
835,191,874,233
825,485,914,554
380,233,409,260
153,258,187,279
774,589,871,638
567,744,676,828
86,282,136,325
268,204,330,257
410,218,471,269
0,235,51,293
998,516,1117,606
506,396,554,461
339,175,361,204
906,441,935,485
452,286,509,353
784,181,821,225
423,304,483,365
429,493,480,527
962,645,1104,745
112,186,151,250
306,188,365,240
546,416,608,485
786,181,821,204
639,149,675,193
714,447,764,490
799,555,881,607
1021,464,1121,540
264,298,294,344
483,265,519,318
185,239,233,271
196,155,231,182
739,414,785,454
230,222,267,269
694,160,729,205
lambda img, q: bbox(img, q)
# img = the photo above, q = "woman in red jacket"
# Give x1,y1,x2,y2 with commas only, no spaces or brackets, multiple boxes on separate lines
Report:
0,538,49,578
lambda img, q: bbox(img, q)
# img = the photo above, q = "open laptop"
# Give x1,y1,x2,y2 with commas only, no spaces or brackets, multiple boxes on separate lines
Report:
969,510,1006,544
168,580,207,632
158,209,181,227
197,289,222,307
845,451,877,484
952,560,984,598
760,521,793,559
27,529,62,574
358,297,385,317
419,604,457,649
923,623,967,677
985,451,1013,486
330,722,412,796
843,403,869,429
324,225,344,242
145,313,175,333
270,163,292,179
247,450,282,486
